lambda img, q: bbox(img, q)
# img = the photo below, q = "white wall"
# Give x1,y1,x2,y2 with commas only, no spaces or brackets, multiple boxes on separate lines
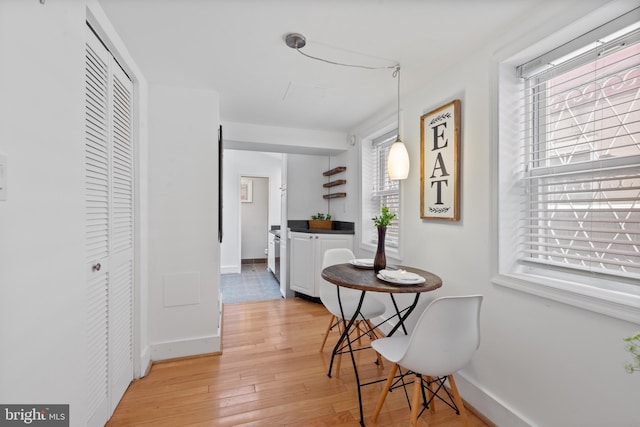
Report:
286,154,333,220
221,150,282,273
0,0,87,417
0,1,149,425
329,146,360,224
148,85,221,359
350,1,640,426
223,121,347,154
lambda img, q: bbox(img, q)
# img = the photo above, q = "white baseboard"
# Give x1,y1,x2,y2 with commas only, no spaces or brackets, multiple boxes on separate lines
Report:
220,265,240,275
150,334,221,361
374,315,533,427
455,370,535,427
138,345,151,378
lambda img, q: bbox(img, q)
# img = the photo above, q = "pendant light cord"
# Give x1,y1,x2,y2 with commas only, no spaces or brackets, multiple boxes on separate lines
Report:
393,66,402,142
295,47,398,71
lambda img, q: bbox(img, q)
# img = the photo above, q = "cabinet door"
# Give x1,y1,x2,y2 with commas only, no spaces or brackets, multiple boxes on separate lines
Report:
289,233,315,296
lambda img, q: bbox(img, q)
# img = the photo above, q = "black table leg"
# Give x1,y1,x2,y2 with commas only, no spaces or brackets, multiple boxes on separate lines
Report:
327,287,367,425
387,293,420,336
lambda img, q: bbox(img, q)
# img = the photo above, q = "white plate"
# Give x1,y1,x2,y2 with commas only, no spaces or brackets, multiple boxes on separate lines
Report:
377,270,425,285
349,259,374,269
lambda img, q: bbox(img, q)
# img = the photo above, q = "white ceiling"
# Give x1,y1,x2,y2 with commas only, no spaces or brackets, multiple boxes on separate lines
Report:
98,0,547,133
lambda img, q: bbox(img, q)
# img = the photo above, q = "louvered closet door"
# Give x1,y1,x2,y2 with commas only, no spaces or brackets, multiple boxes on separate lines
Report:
85,25,134,427
108,59,134,414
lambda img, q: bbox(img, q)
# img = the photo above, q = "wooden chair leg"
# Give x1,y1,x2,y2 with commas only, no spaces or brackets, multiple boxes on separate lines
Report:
364,320,384,369
335,352,342,378
372,363,398,422
355,320,363,345
409,374,422,426
448,374,469,427
319,315,335,352
426,376,435,413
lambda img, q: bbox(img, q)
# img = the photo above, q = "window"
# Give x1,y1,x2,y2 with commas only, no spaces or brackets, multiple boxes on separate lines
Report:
497,11,640,322
519,23,640,279
362,129,400,251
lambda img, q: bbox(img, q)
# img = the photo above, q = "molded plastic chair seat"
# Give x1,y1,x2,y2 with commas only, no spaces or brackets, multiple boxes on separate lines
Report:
371,295,483,426
320,289,387,321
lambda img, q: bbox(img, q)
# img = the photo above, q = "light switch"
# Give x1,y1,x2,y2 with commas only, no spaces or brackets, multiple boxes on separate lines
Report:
0,153,6,201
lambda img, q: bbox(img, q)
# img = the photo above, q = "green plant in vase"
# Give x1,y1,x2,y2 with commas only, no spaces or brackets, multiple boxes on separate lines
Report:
372,205,396,227
371,205,397,272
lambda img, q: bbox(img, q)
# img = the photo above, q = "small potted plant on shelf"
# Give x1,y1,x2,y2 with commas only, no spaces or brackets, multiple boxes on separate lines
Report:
372,205,397,272
309,213,333,230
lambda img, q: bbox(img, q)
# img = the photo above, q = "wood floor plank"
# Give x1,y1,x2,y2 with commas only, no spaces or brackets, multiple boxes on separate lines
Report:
107,298,491,427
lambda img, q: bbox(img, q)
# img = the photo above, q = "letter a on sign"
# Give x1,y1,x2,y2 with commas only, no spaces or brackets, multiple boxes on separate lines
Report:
420,99,460,220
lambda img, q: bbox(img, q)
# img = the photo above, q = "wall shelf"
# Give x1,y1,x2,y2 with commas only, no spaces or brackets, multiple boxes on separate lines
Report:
323,166,347,177
323,179,346,188
323,192,347,199
323,166,347,199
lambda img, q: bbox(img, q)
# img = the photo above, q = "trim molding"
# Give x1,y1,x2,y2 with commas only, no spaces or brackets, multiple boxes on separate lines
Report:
139,345,151,378
150,335,221,361
493,273,640,324
455,370,535,427
221,264,240,275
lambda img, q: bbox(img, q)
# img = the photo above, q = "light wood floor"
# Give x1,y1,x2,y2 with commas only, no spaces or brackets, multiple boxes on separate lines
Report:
107,298,490,427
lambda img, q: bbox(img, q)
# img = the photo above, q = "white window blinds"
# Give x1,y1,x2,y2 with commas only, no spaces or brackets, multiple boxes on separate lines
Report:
517,20,640,279
364,129,400,248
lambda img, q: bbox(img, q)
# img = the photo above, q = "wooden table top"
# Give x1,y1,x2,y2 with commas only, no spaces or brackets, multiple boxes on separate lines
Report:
321,263,442,294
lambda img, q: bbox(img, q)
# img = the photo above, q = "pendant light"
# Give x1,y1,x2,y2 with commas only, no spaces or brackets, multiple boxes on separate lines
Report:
284,33,409,178
387,66,410,180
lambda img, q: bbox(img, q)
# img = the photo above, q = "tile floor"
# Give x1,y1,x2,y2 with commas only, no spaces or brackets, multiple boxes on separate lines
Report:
220,262,282,304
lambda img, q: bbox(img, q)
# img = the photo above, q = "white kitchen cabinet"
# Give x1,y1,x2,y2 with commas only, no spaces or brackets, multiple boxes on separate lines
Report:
289,231,353,297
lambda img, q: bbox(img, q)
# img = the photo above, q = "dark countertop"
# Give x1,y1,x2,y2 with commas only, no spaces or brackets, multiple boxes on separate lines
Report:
269,226,281,237
288,220,355,235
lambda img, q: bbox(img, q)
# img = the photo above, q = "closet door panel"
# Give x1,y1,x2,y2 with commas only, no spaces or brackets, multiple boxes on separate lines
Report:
109,64,134,409
85,25,135,426
85,30,110,427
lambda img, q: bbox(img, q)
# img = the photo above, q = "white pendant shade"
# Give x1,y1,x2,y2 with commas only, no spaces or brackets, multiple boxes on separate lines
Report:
387,140,410,180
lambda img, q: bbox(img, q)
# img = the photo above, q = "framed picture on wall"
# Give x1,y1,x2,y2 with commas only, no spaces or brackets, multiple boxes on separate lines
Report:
240,177,253,203
420,99,461,221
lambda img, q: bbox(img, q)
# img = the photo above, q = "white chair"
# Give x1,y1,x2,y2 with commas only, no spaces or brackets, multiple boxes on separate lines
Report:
371,295,483,426
318,248,386,372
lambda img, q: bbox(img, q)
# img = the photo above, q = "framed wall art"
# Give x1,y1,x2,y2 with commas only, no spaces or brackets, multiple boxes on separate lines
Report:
420,99,461,221
240,177,253,203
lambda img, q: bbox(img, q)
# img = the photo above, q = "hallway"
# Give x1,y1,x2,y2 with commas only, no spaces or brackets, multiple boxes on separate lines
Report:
220,262,282,304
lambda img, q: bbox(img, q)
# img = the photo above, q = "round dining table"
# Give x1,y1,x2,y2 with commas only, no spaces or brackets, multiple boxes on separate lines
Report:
321,263,442,426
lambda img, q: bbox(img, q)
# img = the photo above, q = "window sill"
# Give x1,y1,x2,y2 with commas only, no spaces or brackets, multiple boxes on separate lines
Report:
492,272,640,324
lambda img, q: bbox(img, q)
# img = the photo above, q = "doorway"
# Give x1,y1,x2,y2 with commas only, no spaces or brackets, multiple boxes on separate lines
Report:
240,176,269,263
219,176,281,304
